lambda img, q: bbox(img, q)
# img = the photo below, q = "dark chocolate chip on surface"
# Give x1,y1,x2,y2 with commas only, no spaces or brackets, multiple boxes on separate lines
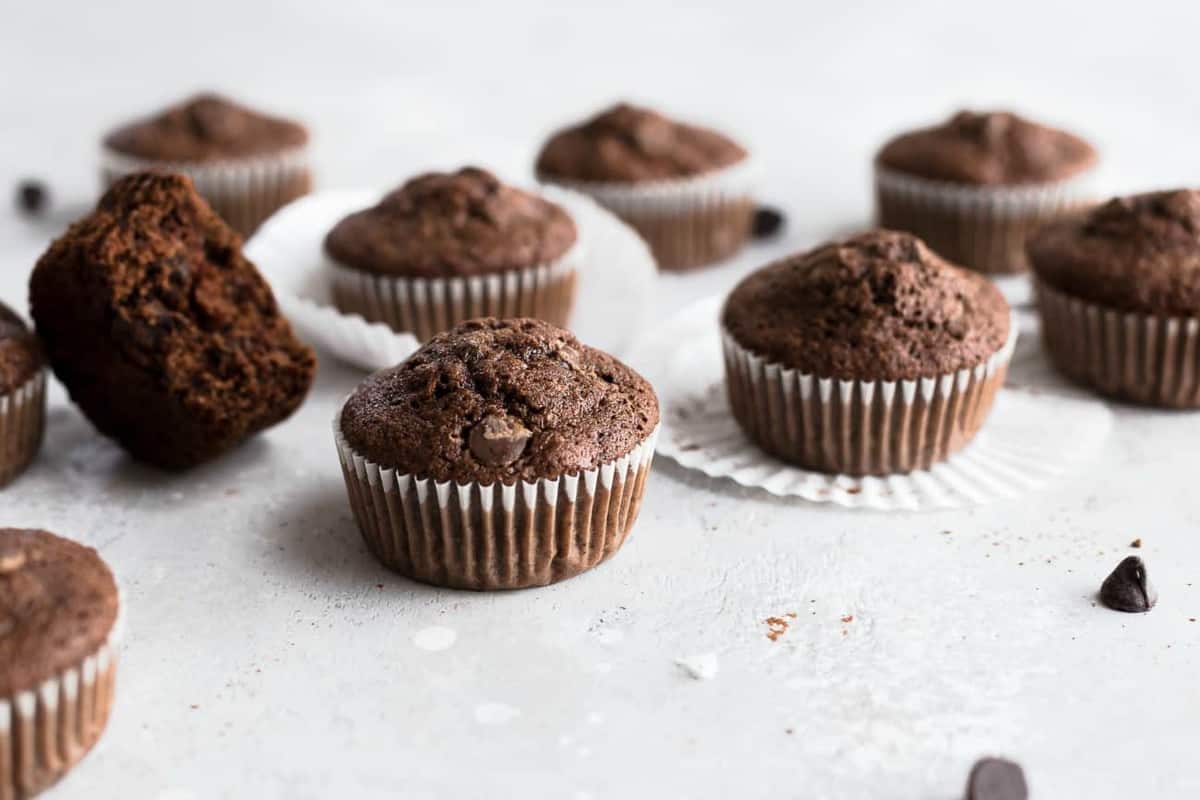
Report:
1100,556,1157,613
966,757,1028,800
468,414,532,466
15,179,48,216
752,206,785,239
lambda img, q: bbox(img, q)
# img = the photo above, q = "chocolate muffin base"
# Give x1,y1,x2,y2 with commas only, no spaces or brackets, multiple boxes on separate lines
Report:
540,162,756,271
1036,279,1200,408
0,372,45,489
328,252,579,342
722,324,1016,476
875,166,1094,274
100,147,311,236
334,411,658,590
1,622,118,800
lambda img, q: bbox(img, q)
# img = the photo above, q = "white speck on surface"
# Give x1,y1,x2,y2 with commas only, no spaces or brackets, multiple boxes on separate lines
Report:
586,711,605,725
674,653,720,680
558,735,573,748
593,662,613,674
474,703,520,725
412,626,457,652
576,747,592,758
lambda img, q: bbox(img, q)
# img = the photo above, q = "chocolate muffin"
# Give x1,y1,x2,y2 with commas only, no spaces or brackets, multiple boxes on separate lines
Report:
1029,189,1200,407
0,302,45,487
335,317,660,590
325,167,580,341
1,528,121,799
30,172,316,469
101,93,311,235
722,230,1014,475
535,103,755,271
875,110,1098,274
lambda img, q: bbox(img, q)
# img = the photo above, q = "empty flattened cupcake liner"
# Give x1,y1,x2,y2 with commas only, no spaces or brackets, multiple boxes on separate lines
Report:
325,242,581,343
100,146,312,236
0,372,46,488
1,605,121,800
539,158,758,271
626,295,1113,510
333,409,659,590
874,166,1096,274
722,322,1017,476
1036,279,1200,408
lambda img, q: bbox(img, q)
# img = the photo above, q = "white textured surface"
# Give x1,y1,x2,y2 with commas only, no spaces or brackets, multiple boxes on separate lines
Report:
2,2,1200,798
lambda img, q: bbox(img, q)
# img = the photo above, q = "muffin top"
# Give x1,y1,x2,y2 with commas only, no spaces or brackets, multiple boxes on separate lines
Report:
0,301,42,394
722,230,1011,381
876,110,1097,186
535,102,747,183
324,167,578,278
340,318,659,484
1028,189,1200,315
104,93,308,162
0,528,120,697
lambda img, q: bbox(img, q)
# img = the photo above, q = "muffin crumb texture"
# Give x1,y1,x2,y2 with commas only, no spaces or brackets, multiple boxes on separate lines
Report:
536,102,747,182
1029,189,1200,315
340,318,659,484
30,172,315,469
324,166,577,277
104,92,308,162
722,230,1010,381
877,110,1096,185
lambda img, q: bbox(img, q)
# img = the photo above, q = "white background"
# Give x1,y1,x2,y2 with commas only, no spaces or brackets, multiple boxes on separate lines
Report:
2,2,1199,798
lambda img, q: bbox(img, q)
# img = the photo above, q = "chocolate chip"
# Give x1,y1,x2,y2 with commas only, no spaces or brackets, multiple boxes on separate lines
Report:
15,179,48,216
966,757,1028,800
752,206,785,239
1100,555,1157,612
468,414,531,466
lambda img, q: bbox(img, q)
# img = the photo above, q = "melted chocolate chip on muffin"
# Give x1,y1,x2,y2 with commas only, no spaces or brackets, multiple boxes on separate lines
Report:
325,167,577,278
877,110,1096,186
0,528,119,697
30,172,315,469
535,103,747,183
0,301,41,394
104,93,308,162
340,318,659,484
722,230,1011,381
1029,189,1200,315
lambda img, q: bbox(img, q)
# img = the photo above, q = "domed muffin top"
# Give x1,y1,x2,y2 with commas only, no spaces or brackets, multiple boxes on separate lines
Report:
1028,189,1200,315
876,110,1096,185
536,103,747,183
0,301,41,393
104,92,308,162
339,318,659,484
324,167,578,278
722,230,1011,381
0,528,119,697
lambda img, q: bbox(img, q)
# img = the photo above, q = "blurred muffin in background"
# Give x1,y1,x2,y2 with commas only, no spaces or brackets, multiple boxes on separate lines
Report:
101,93,311,235
536,103,755,271
0,301,45,487
324,166,580,341
875,110,1097,274
1030,189,1200,408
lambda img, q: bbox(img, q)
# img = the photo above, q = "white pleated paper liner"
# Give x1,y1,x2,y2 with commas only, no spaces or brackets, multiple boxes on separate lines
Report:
245,186,658,371
626,295,1113,510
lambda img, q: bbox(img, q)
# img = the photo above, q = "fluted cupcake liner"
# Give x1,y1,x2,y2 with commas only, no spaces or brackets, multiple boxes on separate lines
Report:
326,243,580,343
874,166,1095,275
0,612,120,800
333,409,659,590
100,146,312,236
0,372,46,489
721,322,1018,476
1036,279,1200,408
539,159,757,271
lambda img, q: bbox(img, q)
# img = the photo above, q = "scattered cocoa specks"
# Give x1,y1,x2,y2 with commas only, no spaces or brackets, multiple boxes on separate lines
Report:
190,704,199,710
841,615,854,624
786,612,797,619
376,584,384,589
1189,618,1196,623
846,486,862,495
224,487,239,496
765,616,790,642
784,728,794,735
1130,538,1143,548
